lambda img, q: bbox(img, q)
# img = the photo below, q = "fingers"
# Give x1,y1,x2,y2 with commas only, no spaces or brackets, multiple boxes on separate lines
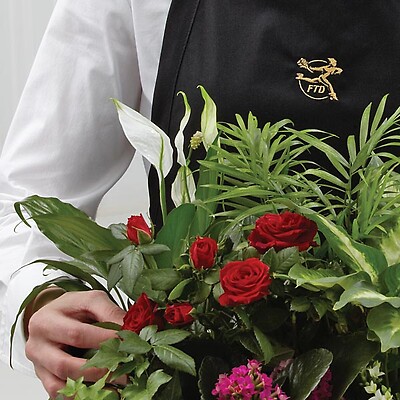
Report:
34,365,73,400
56,290,126,325
31,314,119,349
25,290,127,399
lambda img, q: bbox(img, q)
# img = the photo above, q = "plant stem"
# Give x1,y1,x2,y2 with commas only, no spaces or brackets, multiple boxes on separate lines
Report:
160,176,168,224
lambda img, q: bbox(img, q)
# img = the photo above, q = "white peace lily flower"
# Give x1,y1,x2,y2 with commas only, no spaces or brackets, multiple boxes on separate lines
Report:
113,99,173,181
171,166,196,207
175,91,192,167
198,85,218,151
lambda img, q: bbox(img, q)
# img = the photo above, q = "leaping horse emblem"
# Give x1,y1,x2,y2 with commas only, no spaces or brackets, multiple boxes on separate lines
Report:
296,58,343,101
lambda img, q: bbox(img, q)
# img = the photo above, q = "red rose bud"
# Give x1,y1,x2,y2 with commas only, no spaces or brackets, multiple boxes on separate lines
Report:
122,293,164,334
164,303,195,326
190,236,218,270
127,214,152,245
219,258,272,307
248,211,318,253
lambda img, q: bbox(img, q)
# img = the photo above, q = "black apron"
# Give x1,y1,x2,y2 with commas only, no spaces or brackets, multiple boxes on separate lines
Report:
150,0,400,230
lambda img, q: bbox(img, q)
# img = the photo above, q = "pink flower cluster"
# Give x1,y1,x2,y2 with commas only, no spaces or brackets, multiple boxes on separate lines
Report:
212,360,288,400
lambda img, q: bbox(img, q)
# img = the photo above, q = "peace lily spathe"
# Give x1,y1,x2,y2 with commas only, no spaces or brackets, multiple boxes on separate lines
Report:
113,99,173,181
172,91,196,206
198,85,218,150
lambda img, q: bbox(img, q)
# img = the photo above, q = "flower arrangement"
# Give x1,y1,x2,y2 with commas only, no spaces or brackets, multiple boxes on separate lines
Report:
10,88,400,400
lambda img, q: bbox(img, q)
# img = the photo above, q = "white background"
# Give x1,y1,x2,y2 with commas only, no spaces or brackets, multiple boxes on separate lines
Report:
0,0,148,398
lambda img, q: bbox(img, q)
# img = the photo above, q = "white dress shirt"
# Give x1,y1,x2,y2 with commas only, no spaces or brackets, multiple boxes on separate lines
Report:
0,0,172,374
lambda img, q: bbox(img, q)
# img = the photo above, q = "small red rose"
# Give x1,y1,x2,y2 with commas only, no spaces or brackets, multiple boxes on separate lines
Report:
219,258,272,307
122,293,164,333
190,236,218,270
127,214,152,245
164,303,195,326
248,211,318,253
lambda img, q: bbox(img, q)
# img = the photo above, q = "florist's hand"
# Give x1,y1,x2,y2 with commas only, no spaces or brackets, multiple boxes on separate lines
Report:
25,290,125,399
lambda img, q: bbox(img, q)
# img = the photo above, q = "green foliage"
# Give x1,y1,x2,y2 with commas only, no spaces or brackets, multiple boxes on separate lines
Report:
286,348,333,400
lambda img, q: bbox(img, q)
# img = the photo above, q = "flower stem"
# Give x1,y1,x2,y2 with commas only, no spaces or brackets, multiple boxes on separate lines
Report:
160,176,168,224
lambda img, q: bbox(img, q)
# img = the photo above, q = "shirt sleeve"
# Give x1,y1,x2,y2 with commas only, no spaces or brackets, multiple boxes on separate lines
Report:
0,0,140,373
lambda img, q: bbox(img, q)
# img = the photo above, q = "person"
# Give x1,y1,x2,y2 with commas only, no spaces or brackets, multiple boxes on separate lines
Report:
1,0,400,399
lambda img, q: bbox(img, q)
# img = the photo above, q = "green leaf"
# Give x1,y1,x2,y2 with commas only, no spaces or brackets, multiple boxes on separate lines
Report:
109,223,128,240
308,213,386,284
270,247,300,273
84,338,131,371
154,344,196,376
154,204,196,268
190,281,211,304
381,263,400,296
190,146,219,236
40,259,107,291
291,297,311,313
156,371,182,400
322,333,379,400
287,348,333,400
152,330,191,346
379,219,400,267
139,244,170,256
367,303,400,352
107,263,122,291
146,370,172,398
118,331,152,354
121,250,144,293
253,326,274,363
168,278,194,301
288,264,369,291
139,325,158,342
141,269,182,291
15,196,128,261
334,281,400,310
198,357,230,400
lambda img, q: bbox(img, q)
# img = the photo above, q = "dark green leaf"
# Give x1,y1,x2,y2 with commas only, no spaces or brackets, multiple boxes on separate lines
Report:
156,371,182,400
15,196,128,261
139,244,170,256
139,325,158,342
121,250,144,293
154,344,196,376
40,259,107,291
141,269,182,291
198,357,230,400
322,333,379,400
152,330,191,346
287,348,333,400
168,278,193,301
118,331,152,354
190,281,211,304
154,204,196,268
84,338,131,371
146,370,172,397
253,326,274,363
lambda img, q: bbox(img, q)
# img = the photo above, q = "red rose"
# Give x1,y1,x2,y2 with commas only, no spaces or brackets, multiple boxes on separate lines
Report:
127,214,152,245
219,258,272,307
190,236,218,270
122,293,164,333
248,211,318,253
164,303,195,326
